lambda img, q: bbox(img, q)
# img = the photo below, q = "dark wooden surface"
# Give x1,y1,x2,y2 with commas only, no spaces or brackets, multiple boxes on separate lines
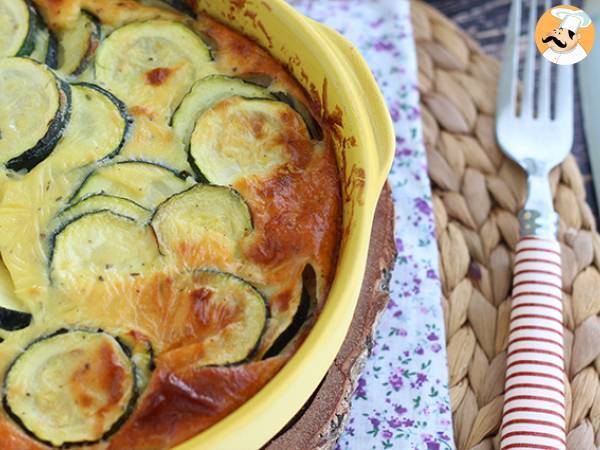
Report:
426,0,598,216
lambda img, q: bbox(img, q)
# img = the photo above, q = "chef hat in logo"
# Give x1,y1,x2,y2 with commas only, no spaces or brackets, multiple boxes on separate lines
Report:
551,7,592,33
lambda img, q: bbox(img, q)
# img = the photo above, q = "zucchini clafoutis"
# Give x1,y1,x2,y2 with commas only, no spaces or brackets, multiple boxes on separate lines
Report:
0,1,342,448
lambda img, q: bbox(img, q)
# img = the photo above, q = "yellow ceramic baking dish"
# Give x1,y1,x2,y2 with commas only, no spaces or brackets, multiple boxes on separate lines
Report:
175,1,395,448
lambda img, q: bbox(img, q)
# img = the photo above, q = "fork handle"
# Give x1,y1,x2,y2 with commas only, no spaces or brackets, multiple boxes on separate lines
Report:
500,235,566,450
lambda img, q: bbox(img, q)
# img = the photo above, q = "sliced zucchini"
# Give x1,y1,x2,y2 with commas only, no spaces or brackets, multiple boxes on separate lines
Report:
53,194,151,232
3,329,136,446
272,91,324,141
139,0,196,17
28,10,58,68
49,83,132,170
95,19,212,120
57,12,101,76
0,57,71,172
151,184,252,257
70,161,190,210
263,284,311,358
0,0,37,58
45,31,58,68
0,261,31,331
189,97,311,185
159,270,267,368
171,75,274,147
118,331,155,394
49,210,160,283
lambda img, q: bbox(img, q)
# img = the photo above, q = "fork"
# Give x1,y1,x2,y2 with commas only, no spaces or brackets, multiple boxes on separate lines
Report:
496,0,573,449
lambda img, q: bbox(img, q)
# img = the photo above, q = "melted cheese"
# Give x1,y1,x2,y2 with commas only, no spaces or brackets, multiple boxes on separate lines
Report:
4,330,135,446
0,58,60,164
0,1,342,448
0,0,31,58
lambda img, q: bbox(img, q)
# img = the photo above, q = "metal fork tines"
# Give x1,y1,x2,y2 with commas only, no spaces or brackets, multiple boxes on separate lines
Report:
496,1,574,450
497,0,573,183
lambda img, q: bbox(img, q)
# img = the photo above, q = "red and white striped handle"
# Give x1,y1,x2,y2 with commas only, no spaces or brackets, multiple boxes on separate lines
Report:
500,236,566,450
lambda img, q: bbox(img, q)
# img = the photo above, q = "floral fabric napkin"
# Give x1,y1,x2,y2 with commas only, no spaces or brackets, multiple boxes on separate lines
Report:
288,1,454,449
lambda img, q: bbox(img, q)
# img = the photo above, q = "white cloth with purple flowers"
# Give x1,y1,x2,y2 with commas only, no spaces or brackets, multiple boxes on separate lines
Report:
288,1,454,449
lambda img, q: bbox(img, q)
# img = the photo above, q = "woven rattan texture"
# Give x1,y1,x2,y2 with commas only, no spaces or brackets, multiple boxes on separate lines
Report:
412,1,600,449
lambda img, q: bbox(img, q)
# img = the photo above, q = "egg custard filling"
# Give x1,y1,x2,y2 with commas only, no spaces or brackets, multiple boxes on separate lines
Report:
0,0,341,448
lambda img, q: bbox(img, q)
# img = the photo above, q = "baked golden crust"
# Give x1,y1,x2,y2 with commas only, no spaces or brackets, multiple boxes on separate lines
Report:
0,1,341,447
108,357,287,449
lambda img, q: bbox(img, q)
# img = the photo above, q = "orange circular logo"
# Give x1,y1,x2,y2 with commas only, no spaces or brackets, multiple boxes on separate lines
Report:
535,5,595,65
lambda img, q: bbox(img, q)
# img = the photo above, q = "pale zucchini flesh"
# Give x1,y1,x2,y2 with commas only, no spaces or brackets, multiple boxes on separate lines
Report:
151,184,253,257
0,260,31,331
57,12,101,76
159,270,267,368
95,19,212,121
0,57,71,172
118,332,155,394
53,194,151,232
49,210,160,284
48,83,131,171
0,0,36,58
70,161,189,210
3,329,136,446
171,75,274,147
27,8,58,68
189,97,310,185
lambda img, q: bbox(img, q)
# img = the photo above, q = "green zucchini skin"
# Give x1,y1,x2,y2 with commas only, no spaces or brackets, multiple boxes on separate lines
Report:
171,75,274,140
47,209,160,284
2,328,140,447
187,151,209,183
170,75,275,181
150,184,253,259
46,208,126,278
54,194,151,231
58,12,102,77
68,160,189,207
29,2,58,68
0,307,32,331
263,285,310,359
72,82,134,160
164,0,196,17
271,91,324,141
71,16,101,77
193,269,269,366
117,332,155,393
4,77,72,173
15,0,38,57
44,30,59,69
0,262,32,331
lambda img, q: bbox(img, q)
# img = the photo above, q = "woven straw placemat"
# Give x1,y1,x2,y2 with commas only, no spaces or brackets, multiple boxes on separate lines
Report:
412,1,600,449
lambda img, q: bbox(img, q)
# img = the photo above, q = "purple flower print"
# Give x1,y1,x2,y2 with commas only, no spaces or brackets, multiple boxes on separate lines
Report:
411,373,429,389
427,332,439,342
388,370,404,391
374,40,395,52
369,417,381,429
288,1,453,449
354,377,368,400
395,238,404,252
394,404,408,415
370,17,385,28
388,417,403,429
415,197,432,215
400,418,415,427
426,268,438,279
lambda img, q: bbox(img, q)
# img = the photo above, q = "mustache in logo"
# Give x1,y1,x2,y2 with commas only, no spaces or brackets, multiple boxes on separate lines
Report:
542,35,567,48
